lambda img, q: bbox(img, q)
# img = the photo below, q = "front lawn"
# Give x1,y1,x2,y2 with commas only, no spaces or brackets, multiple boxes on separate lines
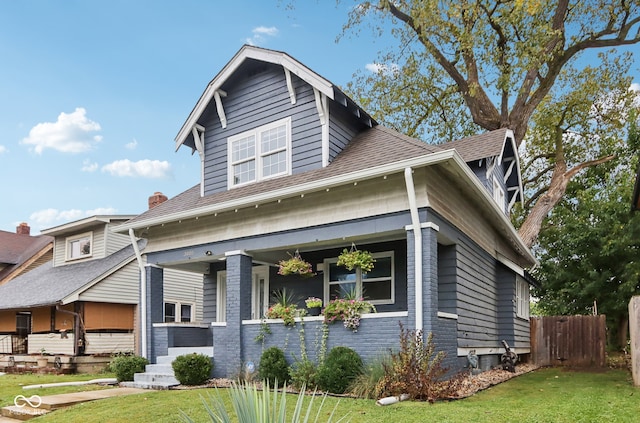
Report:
1,368,637,422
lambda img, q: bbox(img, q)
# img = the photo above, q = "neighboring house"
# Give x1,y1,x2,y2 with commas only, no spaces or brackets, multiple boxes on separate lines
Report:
116,45,536,378
0,223,53,286
0,212,203,361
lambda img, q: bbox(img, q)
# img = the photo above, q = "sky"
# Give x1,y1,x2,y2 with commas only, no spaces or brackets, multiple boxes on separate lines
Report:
0,1,638,234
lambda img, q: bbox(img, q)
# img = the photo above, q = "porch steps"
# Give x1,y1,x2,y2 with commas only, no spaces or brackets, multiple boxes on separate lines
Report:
122,346,213,390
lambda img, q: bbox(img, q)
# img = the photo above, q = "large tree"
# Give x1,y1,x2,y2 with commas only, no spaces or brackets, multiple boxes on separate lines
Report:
341,0,640,247
532,132,640,348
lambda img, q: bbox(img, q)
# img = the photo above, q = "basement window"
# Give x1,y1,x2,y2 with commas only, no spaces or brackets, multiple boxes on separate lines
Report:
227,117,291,187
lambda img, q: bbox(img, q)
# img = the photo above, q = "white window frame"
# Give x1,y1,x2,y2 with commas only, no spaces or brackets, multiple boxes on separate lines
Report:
163,300,195,323
217,267,269,322
227,117,292,188
493,176,506,213
323,251,395,305
516,277,530,320
65,231,93,261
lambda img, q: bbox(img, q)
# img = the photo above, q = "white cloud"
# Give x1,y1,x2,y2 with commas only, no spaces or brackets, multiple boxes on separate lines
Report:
365,62,399,76
21,107,102,154
631,83,640,92
245,26,279,46
0,145,7,154
125,138,138,150
81,159,98,172
30,207,118,228
101,159,172,178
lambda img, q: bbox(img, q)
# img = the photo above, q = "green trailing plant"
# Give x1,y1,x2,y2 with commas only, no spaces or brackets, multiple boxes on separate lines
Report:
377,323,464,402
323,298,375,332
315,346,363,394
278,251,316,277
180,381,347,423
259,347,290,386
172,353,213,386
337,244,375,272
109,354,149,382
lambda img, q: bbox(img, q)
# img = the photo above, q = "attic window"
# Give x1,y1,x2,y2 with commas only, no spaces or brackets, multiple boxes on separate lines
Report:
65,232,92,261
228,117,291,187
493,176,506,213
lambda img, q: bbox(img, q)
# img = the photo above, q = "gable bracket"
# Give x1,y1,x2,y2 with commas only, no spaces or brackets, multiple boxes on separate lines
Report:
191,124,205,157
284,68,296,104
508,186,520,210
504,159,516,181
313,88,327,125
213,90,228,129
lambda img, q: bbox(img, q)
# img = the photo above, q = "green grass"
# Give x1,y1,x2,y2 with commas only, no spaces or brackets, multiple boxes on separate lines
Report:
1,368,637,422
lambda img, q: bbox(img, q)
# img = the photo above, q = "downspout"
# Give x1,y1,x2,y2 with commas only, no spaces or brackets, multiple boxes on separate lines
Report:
129,229,147,359
404,167,423,332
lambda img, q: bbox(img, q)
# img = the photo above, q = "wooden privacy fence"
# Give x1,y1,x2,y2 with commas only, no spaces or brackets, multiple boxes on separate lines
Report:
530,315,606,368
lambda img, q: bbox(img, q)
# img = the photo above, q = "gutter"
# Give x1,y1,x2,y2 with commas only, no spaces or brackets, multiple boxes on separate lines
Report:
129,229,147,359
404,167,427,332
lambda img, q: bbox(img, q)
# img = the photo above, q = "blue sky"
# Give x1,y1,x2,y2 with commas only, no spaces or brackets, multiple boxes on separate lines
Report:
0,1,638,234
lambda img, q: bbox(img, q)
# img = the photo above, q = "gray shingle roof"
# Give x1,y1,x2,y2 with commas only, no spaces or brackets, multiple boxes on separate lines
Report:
440,128,511,162
0,240,145,310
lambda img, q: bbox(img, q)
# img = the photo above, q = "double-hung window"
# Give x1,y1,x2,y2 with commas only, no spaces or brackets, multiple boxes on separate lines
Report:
164,301,194,323
493,176,506,213
65,232,92,261
228,117,291,187
516,277,530,320
324,251,394,305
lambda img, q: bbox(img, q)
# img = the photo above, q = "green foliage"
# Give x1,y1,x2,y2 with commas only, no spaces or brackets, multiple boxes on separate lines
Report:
259,347,290,387
278,252,315,277
109,354,149,382
316,346,363,394
266,288,302,326
347,354,389,399
533,134,640,349
377,324,463,402
323,298,375,331
289,358,318,391
172,353,213,386
180,381,346,423
337,247,375,272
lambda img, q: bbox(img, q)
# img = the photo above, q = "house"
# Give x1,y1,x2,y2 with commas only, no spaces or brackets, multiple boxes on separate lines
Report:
0,210,203,372
0,223,53,286
116,45,536,378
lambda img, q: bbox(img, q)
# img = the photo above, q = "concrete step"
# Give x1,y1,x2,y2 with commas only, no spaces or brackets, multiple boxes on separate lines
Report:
145,363,173,373
155,355,176,365
1,406,49,421
120,380,177,390
133,372,179,386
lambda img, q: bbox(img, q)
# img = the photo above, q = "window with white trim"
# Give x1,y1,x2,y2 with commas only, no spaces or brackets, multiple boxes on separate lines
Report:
493,176,506,212
65,232,92,261
324,251,394,305
164,301,194,323
228,117,291,187
516,277,530,320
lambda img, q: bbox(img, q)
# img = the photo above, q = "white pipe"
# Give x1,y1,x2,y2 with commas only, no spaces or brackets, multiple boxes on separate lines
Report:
129,229,147,359
23,378,117,390
404,167,423,332
376,394,410,406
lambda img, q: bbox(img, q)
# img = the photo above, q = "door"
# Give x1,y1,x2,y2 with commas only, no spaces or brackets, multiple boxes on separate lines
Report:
14,312,31,354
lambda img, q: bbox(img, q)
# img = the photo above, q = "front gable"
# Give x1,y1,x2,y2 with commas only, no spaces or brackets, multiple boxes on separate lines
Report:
176,45,375,197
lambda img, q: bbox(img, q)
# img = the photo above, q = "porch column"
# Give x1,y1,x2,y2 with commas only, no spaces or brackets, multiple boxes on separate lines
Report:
144,264,164,363
406,222,439,334
215,250,252,377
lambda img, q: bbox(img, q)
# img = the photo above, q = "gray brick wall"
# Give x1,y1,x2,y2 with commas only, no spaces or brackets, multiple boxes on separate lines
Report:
145,265,164,362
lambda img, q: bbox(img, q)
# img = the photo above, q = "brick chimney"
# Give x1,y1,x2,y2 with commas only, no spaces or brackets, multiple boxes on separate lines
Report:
16,222,30,235
148,192,168,209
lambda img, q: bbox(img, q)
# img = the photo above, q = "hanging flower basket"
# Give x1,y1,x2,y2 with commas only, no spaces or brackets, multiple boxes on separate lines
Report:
278,250,316,278
337,243,375,272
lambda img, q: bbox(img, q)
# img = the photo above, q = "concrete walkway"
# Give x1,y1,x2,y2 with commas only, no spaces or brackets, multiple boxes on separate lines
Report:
1,387,147,421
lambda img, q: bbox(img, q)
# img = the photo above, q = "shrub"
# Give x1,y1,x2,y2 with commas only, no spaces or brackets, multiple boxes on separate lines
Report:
316,346,363,394
376,323,464,402
259,347,290,386
347,353,389,399
289,358,317,390
109,354,149,382
172,353,213,386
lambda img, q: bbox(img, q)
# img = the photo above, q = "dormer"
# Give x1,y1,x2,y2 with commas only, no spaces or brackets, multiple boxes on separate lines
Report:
41,215,136,267
174,45,376,197
443,128,523,215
